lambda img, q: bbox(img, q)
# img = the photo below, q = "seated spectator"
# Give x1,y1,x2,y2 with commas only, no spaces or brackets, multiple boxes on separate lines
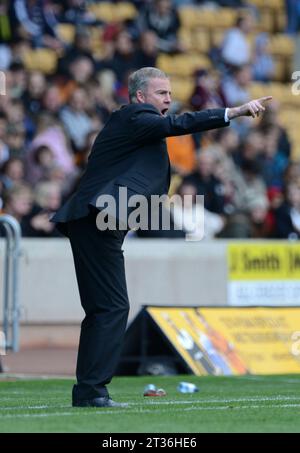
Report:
57,26,96,77
183,150,226,215
26,144,55,184
134,30,159,69
42,84,63,118
6,61,27,99
5,123,26,159
0,112,9,165
285,0,300,35
105,30,137,87
257,126,288,190
0,0,14,70
10,0,62,50
233,129,264,167
221,65,252,107
136,0,182,53
1,182,33,227
258,101,291,159
21,180,62,237
190,69,226,111
274,179,300,239
239,159,269,215
26,113,76,183
0,157,25,190
221,13,253,69
59,86,93,151
252,33,275,83
59,0,101,26
21,70,47,119
171,182,225,240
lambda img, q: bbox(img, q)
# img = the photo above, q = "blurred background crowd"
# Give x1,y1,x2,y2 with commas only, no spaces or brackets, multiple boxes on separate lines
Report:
0,0,300,240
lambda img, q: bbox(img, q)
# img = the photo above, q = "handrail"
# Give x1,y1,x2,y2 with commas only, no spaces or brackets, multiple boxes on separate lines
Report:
0,215,21,353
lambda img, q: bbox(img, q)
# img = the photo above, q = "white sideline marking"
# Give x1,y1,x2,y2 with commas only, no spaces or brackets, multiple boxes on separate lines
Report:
1,395,300,411
1,403,300,419
1,396,300,413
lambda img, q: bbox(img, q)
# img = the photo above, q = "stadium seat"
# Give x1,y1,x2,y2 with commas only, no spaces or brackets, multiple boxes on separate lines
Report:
22,49,58,74
56,23,76,44
268,34,295,57
88,2,137,23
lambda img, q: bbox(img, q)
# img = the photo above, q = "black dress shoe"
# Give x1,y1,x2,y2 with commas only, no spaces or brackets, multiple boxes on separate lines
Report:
72,396,128,408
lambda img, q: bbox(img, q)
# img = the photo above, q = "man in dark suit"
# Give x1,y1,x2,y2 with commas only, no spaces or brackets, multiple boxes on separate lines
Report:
51,67,271,407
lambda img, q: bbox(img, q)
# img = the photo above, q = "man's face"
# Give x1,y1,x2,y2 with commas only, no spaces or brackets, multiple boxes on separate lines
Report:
137,77,172,116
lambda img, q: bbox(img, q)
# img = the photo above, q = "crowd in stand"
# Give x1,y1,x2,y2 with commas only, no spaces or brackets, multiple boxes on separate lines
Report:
0,0,300,240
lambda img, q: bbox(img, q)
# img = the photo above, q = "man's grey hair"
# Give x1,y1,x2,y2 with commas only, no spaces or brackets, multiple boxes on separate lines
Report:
128,67,168,103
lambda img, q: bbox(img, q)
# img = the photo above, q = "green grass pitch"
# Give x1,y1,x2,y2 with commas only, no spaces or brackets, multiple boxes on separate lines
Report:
0,375,299,433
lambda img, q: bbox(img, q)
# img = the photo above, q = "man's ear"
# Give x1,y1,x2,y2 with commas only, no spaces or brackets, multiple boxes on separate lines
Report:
136,90,145,103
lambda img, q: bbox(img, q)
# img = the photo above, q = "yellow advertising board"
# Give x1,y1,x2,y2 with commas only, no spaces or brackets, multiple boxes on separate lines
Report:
147,306,300,375
228,242,300,280
227,243,300,305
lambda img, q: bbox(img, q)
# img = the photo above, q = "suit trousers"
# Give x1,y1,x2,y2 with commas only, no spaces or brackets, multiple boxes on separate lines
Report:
67,212,129,401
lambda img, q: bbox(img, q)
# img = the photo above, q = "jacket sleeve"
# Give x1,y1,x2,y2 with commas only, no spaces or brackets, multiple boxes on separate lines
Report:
129,105,230,143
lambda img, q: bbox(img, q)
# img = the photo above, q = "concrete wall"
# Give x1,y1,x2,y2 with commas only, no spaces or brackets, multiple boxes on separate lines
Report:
0,238,229,328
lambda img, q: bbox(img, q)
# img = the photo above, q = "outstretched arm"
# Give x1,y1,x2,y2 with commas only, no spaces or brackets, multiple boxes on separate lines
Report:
227,96,273,120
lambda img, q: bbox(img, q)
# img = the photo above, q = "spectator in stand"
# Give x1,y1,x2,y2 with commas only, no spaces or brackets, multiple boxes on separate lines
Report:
0,0,14,70
190,69,226,111
106,30,137,87
7,61,27,99
0,157,25,190
274,179,300,239
58,0,101,26
221,13,254,69
21,71,47,120
0,112,9,165
26,113,75,184
134,30,159,69
205,128,244,214
252,33,275,83
42,84,63,118
258,101,291,159
4,123,26,159
233,129,264,168
57,26,96,78
1,182,33,226
183,150,226,215
9,0,62,50
285,0,300,35
257,126,288,190
21,180,62,237
60,86,93,152
26,144,55,184
170,181,225,240
221,65,252,107
136,0,182,53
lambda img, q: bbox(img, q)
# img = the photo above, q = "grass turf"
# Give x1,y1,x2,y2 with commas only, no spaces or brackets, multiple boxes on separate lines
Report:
0,374,299,433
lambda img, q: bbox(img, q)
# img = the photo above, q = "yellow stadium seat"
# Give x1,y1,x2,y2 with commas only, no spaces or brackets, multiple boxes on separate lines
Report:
114,2,137,21
179,7,202,29
256,9,274,33
272,57,287,82
192,29,210,53
56,23,75,44
248,0,283,10
88,2,114,22
170,76,194,103
88,2,137,23
268,34,295,57
23,49,58,74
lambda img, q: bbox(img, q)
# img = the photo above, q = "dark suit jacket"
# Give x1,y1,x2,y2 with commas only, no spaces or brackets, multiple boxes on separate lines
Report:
51,103,228,234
